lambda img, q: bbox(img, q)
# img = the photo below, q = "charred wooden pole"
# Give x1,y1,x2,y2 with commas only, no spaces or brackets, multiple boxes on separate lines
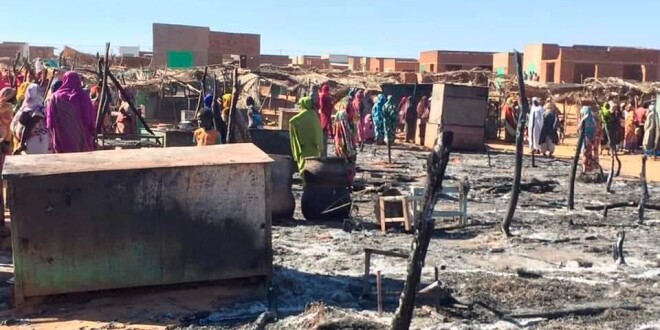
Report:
226,67,241,143
195,66,209,117
638,155,648,224
95,43,111,137
605,126,615,193
10,52,20,88
567,120,586,210
501,51,530,237
106,70,155,136
391,131,454,330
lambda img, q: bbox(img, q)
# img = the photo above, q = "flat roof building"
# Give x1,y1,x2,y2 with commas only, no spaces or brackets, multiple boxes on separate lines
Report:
523,43,660,83
419,50,494,73
152,23,261,68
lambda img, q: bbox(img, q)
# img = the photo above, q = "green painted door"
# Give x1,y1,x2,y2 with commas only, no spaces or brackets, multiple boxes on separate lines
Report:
167,51,194,68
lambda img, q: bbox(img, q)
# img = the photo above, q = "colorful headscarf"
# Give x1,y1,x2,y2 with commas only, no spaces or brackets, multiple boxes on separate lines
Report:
0,87,16,107
204,94,214,108
51,78,62,93
222,93,232,109
16,81,29,102
581,106,596,139
21,83,45,112
299,96,313,111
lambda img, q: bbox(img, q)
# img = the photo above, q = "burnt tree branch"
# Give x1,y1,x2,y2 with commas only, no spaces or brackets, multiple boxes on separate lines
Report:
501,51,529,237
568,120,586,210
391,131,454,330
638,155,648,224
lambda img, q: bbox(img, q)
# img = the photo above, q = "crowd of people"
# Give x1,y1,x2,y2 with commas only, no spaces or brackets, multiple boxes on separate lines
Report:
288,85,431,183
502,95,658,172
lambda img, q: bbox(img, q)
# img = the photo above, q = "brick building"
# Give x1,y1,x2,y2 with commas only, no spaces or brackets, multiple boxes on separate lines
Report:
0,42,29,59
383,58,419,73
348,56,365,71
523,44,660,83
367,58,384,73
292,56,330,69
493,52,518,76
257,54,291,67
153,23,261,68
419,50,494,73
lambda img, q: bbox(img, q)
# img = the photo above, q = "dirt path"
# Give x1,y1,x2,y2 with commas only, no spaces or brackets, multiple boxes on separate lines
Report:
487,139,660,182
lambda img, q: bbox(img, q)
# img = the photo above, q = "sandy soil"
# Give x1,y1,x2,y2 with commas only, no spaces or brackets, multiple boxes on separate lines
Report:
0,140,659,330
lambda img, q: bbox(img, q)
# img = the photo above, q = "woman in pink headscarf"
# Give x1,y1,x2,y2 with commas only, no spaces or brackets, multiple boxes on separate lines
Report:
46,71,96,153
352,89,366,148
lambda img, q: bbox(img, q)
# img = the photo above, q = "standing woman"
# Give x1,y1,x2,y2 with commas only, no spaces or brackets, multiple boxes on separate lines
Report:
417,96,430,146
46,71,95,153
371,94,386,145
333,109,357,184
404,96,417,143
382,95,398,146
353,90,366,148
538,103,559,157
11,83,53,154
624,104,637,153
0,88,16,155
580,106,599,172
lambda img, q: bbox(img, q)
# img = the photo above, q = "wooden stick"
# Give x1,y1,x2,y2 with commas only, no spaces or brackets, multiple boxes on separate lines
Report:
501,51,529,237
391,131,454,330
95,43,110,137
585,202,660,211
638,155,648,224
10,52,20,88
106,70,155,136
195,66,208,117
605,126,615,193
568,120,586,210
505,303,640,320
226,67,241,143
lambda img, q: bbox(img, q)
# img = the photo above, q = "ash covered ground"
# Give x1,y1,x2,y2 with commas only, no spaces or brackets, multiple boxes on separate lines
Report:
1,143,659,330
262,143,660,330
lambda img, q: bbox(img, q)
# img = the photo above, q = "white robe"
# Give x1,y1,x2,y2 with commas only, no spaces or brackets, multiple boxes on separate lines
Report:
528,106,544,150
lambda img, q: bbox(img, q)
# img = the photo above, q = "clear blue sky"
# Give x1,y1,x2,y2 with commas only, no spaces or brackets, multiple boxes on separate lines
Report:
1,0,659,58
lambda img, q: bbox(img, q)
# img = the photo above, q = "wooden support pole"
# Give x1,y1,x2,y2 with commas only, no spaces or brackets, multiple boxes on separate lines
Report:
568,121,586,210
605,126,615,193
501,51,530,237
195,66,208,117
226,67,241,143
95,42,110,137
638,155,648,224
391,131,454,330
10,52,20,88
106,70,155,136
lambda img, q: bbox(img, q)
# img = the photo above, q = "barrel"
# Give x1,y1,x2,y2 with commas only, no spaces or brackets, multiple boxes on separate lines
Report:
301,157,351,221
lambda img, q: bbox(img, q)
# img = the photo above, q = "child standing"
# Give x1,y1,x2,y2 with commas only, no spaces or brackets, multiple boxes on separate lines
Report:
194,109,220,146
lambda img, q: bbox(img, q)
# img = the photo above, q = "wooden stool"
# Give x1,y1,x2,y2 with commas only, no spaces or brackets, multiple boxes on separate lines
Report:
379,196,412,232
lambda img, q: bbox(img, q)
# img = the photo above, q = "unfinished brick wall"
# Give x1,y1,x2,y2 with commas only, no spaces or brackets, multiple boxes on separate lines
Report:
383,59,419,72
28,46,55,60
420,50,493,73
367,58,384,73
493,52,517,75
257,54,290,67
0,44,22,59
208,31,260,65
